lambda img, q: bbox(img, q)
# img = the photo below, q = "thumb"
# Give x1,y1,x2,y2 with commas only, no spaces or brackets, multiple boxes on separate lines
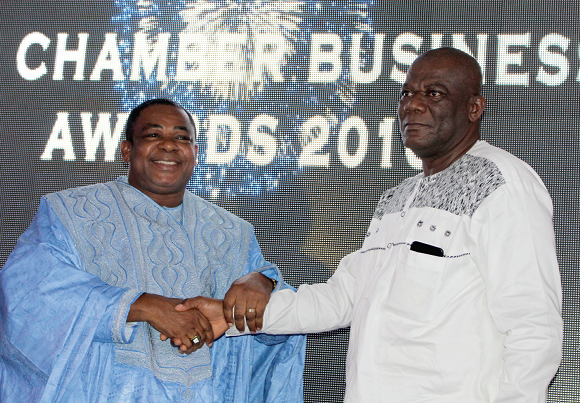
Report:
174,297,201,311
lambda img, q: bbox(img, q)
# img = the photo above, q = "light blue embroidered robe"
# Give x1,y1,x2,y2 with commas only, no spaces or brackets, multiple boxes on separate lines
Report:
0,177,305,402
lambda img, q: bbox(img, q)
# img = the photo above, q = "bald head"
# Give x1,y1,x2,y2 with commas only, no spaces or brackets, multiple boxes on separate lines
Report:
414,48,483,96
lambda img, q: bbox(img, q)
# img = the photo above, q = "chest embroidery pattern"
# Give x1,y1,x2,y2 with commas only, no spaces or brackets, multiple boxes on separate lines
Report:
374,154,506,220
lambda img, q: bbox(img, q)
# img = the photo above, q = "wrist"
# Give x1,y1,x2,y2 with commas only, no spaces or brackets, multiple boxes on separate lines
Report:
127,293,155,322
127,293,177,323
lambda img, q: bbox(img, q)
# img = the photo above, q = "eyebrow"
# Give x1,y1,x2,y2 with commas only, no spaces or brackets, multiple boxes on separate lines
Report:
401,81,450,92
425,82,449,89
141,123,191,133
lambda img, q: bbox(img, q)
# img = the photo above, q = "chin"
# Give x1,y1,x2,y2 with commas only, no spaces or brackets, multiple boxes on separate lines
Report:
402,138,422,153
404,137,436,154
405,145,432,159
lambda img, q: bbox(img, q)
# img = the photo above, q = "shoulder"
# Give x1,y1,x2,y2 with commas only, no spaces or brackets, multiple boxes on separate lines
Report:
41,182,121,228
43,181,116,204
467,141,553,215
468,141,546,188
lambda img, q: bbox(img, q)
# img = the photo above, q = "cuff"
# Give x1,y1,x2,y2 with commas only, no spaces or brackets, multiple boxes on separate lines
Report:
257,264,282,292
112,289,143,344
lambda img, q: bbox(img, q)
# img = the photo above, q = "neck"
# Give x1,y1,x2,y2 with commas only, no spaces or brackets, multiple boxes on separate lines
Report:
126,181,185,207
421,136,479,177
150,193,184,208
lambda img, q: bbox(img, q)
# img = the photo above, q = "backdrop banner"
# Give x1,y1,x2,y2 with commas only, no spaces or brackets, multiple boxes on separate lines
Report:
1,1,578,401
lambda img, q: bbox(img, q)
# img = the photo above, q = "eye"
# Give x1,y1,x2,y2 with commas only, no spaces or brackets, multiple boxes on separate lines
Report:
400,90,412,98
428,90,443,98
176,134,192,141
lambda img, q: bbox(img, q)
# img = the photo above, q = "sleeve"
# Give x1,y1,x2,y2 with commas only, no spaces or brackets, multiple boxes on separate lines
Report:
239,234,294,345
0,198,142,384
245,235,284,292
470,180,562,403
212,229,306,402
228,249,359,336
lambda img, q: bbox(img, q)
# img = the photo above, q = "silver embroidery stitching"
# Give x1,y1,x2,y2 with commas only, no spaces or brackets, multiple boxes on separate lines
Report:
112,289,142,343
374,154,506,220
45,178,252,387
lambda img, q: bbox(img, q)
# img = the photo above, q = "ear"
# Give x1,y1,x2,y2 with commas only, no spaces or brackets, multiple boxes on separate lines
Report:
193,143,199,167
120,140,132,163
468,95,486,123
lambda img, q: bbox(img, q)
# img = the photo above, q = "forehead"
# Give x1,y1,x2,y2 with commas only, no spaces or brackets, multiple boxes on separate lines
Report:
404,56,468,90
135,104,193,128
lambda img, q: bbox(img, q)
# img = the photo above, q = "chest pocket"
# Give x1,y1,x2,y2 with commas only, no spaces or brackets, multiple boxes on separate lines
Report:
382,247,445,324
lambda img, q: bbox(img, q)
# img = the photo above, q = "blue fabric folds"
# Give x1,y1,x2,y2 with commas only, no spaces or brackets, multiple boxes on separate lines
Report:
0,180,305,402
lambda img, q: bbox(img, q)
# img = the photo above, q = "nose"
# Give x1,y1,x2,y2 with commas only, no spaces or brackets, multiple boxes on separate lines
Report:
402,93,426,114
158,137,178,152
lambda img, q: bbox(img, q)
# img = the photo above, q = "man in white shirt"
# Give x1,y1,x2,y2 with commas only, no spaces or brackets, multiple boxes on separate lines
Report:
175,48,563,403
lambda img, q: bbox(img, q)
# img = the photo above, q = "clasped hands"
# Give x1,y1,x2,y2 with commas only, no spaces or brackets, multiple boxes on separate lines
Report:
155,272,274,353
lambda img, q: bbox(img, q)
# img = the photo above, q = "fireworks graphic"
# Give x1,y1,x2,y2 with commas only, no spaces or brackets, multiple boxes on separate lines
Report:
177,1,303,100
113,0,375,198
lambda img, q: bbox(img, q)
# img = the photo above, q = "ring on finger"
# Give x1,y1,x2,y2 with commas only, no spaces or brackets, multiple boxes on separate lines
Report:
190,335,201,345
246,308,256,313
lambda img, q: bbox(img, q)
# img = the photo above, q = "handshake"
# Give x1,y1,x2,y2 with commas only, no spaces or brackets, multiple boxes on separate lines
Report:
155,271,274,354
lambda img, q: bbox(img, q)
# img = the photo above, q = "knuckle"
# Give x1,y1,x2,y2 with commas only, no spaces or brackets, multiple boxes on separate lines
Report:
223,300,234,309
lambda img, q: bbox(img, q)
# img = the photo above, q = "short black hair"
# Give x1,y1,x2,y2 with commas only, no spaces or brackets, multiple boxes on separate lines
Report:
124,98,196,143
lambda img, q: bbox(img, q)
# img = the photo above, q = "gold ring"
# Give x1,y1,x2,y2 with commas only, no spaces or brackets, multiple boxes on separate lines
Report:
190,335,201,345
246,308,256,313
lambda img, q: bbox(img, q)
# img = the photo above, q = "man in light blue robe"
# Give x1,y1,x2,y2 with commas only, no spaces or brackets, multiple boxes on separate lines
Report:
0,99,305,402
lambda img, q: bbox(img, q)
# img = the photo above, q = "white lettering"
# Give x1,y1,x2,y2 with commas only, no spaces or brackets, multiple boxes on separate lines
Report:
308,33,342,83
176,33,208,81
216,33,246,82
253,35,286,82
53,33,89,80
247,114,278,166
81,112,129,161
130,32,170,81
337,116,368,168
41,112,76,160
537,33,570,86
17,32,50,80
90,33,124,81
299,116,330,167
431,33,443,49
351,33,384,84
405,147,422,170
206,115,241,165
378,117,396,168
496,33,530,86
390,33,423,83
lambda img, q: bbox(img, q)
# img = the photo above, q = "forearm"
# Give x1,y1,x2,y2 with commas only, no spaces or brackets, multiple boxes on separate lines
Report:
229,251,358,336
264,282,353,334
127,293,181,323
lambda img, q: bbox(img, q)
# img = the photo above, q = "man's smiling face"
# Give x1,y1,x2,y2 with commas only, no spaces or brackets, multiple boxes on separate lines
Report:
121,103,198,207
